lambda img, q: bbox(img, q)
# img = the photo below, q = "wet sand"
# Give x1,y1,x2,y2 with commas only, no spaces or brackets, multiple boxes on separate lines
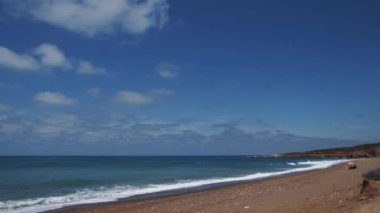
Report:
63,158,380,213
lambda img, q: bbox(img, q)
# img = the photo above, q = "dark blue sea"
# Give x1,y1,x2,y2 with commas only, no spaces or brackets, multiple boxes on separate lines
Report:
0,156,346,212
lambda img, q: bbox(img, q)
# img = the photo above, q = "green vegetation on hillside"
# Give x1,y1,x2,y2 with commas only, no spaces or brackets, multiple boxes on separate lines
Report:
281,142,380,158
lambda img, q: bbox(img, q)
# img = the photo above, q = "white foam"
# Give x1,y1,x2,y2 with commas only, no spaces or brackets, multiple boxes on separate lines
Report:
287,162,297,166
0,159,347,213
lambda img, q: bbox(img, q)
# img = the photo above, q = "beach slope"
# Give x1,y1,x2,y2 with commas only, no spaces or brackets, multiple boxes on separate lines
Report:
64,158,380,213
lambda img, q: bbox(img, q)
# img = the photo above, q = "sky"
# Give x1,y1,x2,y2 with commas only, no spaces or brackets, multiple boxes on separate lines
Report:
0,0,379,155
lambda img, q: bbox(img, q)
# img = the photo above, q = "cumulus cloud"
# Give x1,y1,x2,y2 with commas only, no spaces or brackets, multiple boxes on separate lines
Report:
113,88,174,106
0,46,40,71
113,90,153,106
157,62,178,78
77,60,106,75
11,0,169,37
33,113,77,137
86,87,101,98
0,104,12,112
0,43,105,75
33,43,71,69
33,92,75,106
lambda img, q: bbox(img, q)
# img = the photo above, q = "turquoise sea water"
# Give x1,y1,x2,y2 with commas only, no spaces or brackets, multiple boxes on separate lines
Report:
0,156,346,212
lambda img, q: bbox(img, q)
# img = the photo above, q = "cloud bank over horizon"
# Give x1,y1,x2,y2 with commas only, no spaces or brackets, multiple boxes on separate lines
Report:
0,110,363,155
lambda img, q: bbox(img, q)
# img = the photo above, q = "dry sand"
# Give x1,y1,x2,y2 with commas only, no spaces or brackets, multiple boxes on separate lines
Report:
63,158,380,213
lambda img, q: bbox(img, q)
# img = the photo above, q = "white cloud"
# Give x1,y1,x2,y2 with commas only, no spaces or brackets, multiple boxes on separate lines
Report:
33,43,71,69
0,43,104,75
77,60,106,75
86,87,101,98
157,62,178,78
0,46,40,71
14,0,169,37
113,88,174,106
33,113,77,136
158,69,177,78
0,110,363,155
149,88,174,97
113,90,153,106
34,92,75,106
0,104,12,112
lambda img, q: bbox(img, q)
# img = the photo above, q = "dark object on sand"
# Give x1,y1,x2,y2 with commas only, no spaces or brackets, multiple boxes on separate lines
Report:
346,162,356,170
363,168,380,181
360,168,380,195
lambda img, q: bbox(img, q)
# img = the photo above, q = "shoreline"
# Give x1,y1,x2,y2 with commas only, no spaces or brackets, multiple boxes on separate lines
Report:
54,158,376,213
50,169,323,212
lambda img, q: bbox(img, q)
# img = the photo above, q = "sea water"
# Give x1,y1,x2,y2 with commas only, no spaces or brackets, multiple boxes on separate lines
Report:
0,156,347,213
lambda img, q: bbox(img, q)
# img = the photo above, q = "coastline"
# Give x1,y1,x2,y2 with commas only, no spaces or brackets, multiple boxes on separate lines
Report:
56,158,380,213
49,163,335,212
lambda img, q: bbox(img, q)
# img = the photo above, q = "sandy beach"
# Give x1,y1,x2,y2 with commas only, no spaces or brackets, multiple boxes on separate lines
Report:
61,158,380,213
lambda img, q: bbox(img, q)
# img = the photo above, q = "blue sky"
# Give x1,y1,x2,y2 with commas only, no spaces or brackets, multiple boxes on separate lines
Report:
0,0,379,155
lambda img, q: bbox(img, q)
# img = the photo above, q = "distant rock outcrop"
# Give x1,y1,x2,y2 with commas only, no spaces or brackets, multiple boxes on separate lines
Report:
280,142,380,158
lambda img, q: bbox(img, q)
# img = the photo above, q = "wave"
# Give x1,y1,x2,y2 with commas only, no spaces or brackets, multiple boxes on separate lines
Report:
0,159,347,213
288,160,340,166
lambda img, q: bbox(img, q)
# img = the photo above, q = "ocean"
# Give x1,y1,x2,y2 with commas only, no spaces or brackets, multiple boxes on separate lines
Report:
0,156,347,213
